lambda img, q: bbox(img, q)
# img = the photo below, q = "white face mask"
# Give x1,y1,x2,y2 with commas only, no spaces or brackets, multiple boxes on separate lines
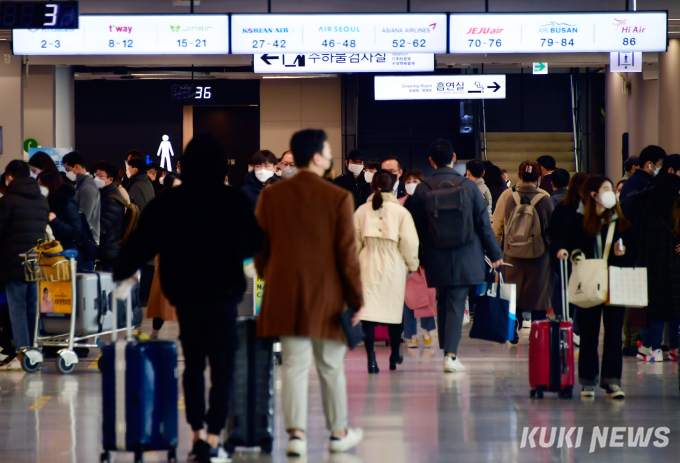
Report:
255,169,274,183
125,168,133,179
364,171,375,183
505,179,512,188
30,172,38,179
40,186,49,197
65,171,77,182
275,170,283,177
94,177,106,189
616,192,621,201
596,191,617,209
405,183,418,196
159,176,165,185
654,166,661,176
348,163,364,176
282,166,297,179
248,166,254,173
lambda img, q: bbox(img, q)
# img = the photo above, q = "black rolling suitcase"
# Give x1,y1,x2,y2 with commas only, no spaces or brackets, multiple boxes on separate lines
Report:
225,318,275,454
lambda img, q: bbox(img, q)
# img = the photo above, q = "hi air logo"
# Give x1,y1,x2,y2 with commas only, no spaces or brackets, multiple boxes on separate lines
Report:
382,23,437,34
171,25,214,32
538,22,578,34
109,25,133,33
613,19,646,33
243,28,290,33
520,427,669,452
466,27,504,34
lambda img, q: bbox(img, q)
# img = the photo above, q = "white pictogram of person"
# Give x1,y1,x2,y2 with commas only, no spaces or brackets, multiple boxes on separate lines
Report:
157,135,175,171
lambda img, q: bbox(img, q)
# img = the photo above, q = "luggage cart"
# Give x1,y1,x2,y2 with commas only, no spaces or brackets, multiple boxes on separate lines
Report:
21,250,128,374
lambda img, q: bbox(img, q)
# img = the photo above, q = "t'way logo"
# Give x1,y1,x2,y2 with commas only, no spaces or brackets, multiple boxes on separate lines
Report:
109,25,133,33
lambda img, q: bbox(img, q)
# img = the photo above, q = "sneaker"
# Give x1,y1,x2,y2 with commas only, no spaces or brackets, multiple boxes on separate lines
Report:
646,349,664,363
208,445,231,463
581,386,595,397
443,354,466,372
286,436,307,457
407,336,419,349
603,384,626,399
522,320,531,330
189,440,231,463
573,333,580,347
422,332,434,347
329,428,363,453
670,349,679,361
637,345,652,361
0,358,22,371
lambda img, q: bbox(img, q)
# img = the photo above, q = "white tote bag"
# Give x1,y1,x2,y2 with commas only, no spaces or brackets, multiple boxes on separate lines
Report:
568,221,615,308
608,267,648,308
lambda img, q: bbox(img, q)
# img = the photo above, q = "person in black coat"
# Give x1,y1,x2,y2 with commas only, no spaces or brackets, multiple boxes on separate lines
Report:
333,149,367,210
537,155,556,195
0,161,49,357
619,145,666,202
93,161,126,271
482,164,507,214
114,134,263,460
125,158,155,212
38,170,82,254
382,157,407,199
407,139,503,373
552,176,635,399
241,150,278,210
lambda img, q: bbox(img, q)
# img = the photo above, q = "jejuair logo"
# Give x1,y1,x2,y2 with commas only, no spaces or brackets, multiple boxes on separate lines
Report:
170,25,180,32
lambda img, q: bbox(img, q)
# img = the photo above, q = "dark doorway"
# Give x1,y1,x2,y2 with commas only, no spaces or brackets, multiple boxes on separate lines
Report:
193,106,260,188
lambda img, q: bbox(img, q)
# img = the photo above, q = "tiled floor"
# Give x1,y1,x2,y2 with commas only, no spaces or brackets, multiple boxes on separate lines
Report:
2,320,680,463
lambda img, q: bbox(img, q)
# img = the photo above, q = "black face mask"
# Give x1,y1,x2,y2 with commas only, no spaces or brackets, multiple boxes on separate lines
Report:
390,173,398,185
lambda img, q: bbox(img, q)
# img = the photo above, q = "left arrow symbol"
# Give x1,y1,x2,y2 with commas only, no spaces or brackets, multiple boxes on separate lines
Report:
487,82,501,92
261,54,279,65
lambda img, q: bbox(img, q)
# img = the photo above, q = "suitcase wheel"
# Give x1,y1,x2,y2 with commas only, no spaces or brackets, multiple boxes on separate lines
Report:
100,451,110,463
167,448,177,462
530,387,545,399
561,386,573,400
134,450,144,463
261,439,273,454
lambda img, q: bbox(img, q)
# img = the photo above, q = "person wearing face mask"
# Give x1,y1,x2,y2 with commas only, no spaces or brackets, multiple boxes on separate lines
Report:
62,151,101,246
241,150,279,210
619,145,666,203
0,161,49,370
634,154,680,363
382,157,407,199
466,160,493,221
482,165,507,214
92,161,126,271
359,160,382,206
553,176,635,399
333,150,367,210
28,150,60,178
615,179,625,202
280,150,297,180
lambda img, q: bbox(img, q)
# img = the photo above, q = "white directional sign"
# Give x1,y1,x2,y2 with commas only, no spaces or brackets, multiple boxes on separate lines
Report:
533,62,548,74
254,52,434,73
374,75,506,100
610,52,642,72
12,15,230,55
232,14,447,54
449,12,667,53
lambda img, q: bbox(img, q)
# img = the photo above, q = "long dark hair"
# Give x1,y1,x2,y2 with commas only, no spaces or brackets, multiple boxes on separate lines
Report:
483,165,505,187
37,169,63,198
29,151,59,172
371,170,394,211
562,172,590,210
580,176,629,237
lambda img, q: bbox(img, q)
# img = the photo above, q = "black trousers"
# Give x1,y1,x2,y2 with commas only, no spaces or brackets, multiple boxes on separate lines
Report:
576,304,625,387
362,321,402,355
139,264,155,307
176,301,237,435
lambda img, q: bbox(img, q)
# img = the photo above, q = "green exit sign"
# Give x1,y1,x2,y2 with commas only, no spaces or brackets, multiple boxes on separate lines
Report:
533,62,548,74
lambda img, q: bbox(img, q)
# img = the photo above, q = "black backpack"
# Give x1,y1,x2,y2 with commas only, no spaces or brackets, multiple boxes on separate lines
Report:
424,177,474,248
77,211,97,262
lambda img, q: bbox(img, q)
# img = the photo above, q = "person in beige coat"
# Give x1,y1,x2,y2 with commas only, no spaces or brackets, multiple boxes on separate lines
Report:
354,170,419,373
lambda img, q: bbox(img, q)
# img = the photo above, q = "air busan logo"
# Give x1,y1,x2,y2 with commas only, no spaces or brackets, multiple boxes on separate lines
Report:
538,22,578,34
243,28,290,33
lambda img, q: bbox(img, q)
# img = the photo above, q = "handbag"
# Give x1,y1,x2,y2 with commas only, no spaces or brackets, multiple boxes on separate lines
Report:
607,267,648,308
568,221,615,308
404,267,437,318
25,240,70,281
469,268,514,344
340,306,364,350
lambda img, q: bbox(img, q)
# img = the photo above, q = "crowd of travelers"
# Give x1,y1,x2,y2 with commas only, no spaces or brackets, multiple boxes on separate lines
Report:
1,128,679,460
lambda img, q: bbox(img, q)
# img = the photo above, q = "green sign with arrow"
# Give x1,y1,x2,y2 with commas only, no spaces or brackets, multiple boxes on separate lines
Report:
533,62,548,74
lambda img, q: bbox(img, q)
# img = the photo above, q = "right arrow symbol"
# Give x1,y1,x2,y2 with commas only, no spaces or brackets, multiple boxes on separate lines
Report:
260,54,279,65
487,82,501,92
535,63,546,72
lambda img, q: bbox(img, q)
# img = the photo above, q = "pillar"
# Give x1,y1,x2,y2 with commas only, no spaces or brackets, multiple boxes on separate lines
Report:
659,39,680,154
55,66,75,149
605,67,629,181
627,72,659,164
24,65,56,149
0,42,24,172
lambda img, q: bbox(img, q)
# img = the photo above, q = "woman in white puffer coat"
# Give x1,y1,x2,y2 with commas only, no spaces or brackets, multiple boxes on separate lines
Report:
354,169,420,374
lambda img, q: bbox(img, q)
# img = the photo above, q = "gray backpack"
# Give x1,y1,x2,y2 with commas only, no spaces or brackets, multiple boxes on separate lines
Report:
504,191,546,259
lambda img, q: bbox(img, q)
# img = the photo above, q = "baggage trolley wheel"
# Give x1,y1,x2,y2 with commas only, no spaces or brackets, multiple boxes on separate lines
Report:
21,355,41,374
134,450,144,463
100,451,110,463
167,448,177,462
57,356,76,375
261,439,273,454
275,352,283,366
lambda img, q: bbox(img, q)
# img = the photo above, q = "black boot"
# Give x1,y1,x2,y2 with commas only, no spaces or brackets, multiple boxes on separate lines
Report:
389,350,403,371
367,352,379,374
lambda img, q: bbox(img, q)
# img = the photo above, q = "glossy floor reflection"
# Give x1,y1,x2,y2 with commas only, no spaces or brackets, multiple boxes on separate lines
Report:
2,321,680,463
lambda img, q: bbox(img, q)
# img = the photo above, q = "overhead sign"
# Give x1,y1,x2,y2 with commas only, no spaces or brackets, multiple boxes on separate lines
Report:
610,52,642,72
231,14,447,54
449,12,667,53
0,2,78,30
533,62,548,74
374,75,506,101
12,14,229,55
254,52,434,73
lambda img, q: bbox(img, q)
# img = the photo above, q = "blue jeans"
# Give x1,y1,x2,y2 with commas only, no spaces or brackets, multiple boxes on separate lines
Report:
403,303,436,338
5,281,37,350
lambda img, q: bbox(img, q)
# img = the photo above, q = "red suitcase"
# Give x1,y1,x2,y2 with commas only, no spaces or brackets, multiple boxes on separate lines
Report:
374,325,390,346
529,260,575,399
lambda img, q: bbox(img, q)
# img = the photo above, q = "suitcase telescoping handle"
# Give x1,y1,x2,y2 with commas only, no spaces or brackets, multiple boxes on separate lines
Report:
112,277,136,342
560,258,570,321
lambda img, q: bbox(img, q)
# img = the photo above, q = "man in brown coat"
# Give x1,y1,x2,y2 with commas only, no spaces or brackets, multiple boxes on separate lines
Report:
255,129,364,457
